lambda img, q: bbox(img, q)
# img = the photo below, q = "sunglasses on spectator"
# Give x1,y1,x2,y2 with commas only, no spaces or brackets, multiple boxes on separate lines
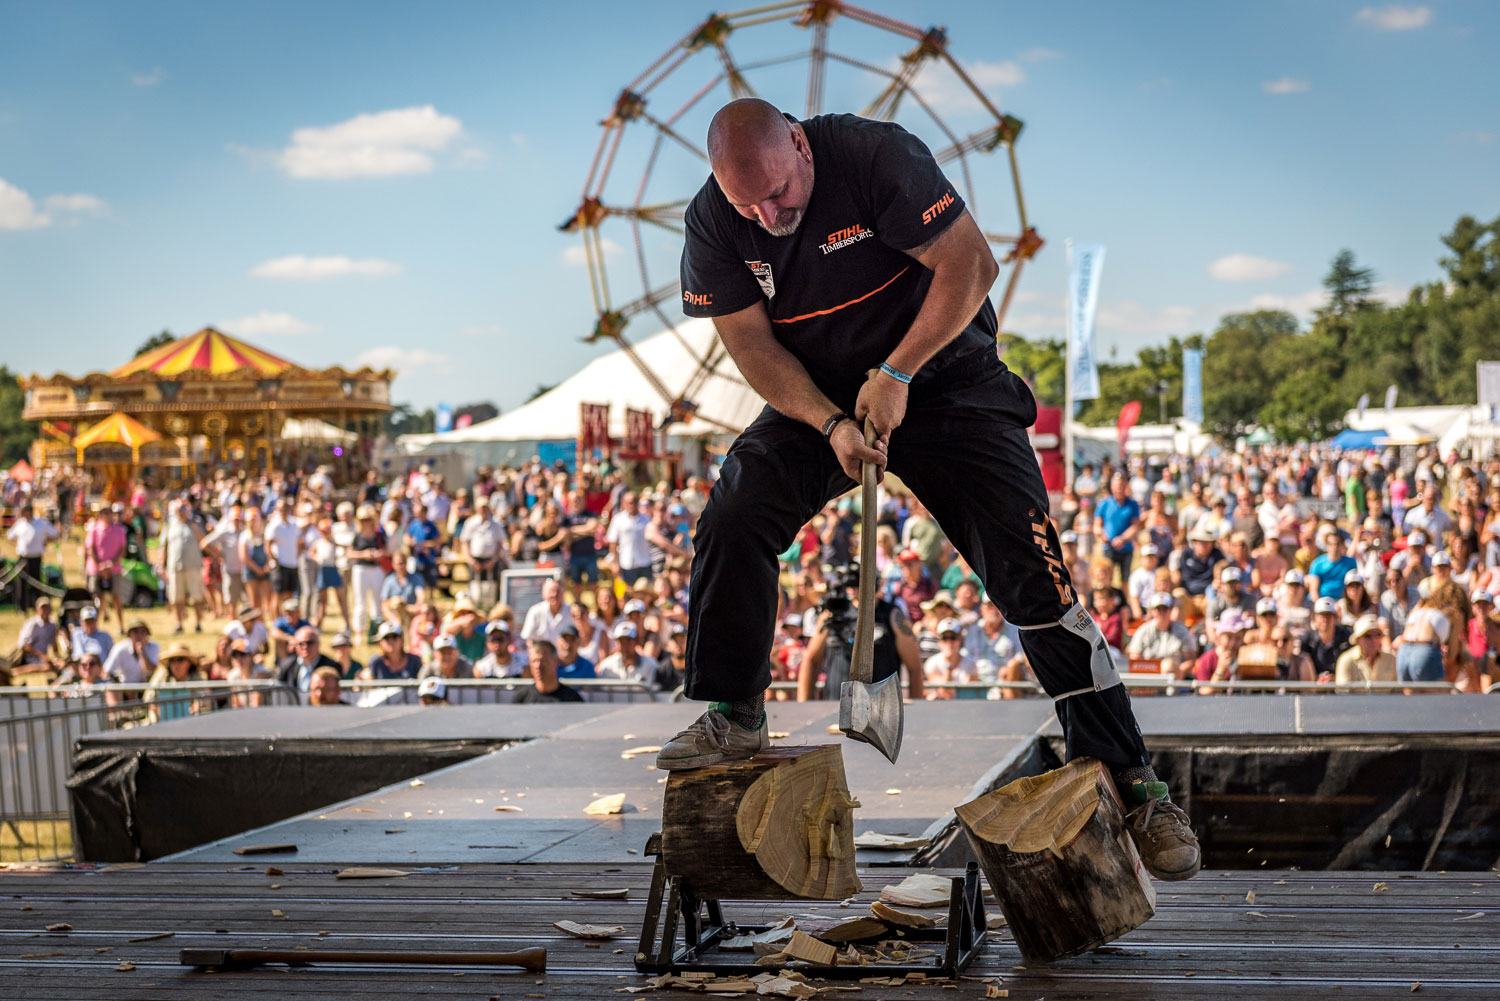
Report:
939,634,961,641
81,657,101,667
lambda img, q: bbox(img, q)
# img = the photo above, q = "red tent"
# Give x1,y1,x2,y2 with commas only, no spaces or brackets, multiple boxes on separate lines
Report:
7,459,34,482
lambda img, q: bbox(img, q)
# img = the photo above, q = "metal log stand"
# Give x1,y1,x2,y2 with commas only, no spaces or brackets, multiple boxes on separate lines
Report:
635,833,988,979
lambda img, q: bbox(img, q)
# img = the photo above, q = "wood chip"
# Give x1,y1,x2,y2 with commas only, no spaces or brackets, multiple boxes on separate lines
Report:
1454,912,1485,921
353,807,377,813
20,952,65,958
871,901,936,928
584,793,628,816
336,867,409,879
854,832,930,850
879,872,951,907
271,909,285,917
571,888,629,899
826,725,843,734
554,920,625,939
620,745,661,759
1245,890,1256,904
127,932,174,943
769,731,790,739
803,916,887,943
494,805,524,813
986,987,1009,998
986,913,1007,929
44,922,72,932
115,961,136,972
782,930,837,966
1373,881,1390,892
265,866,284,876
232,843,297,855
409,779,425,786
884,788,902,795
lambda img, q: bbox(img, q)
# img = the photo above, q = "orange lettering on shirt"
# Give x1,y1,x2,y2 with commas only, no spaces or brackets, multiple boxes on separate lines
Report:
921,191,955,226
683,291,713,307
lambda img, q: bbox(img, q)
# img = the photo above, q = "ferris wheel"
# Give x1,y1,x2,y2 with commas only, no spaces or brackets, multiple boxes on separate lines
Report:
561,0,1043,433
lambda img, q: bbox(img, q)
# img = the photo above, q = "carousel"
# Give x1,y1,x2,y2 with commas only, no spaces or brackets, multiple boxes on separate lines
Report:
22,327,393,494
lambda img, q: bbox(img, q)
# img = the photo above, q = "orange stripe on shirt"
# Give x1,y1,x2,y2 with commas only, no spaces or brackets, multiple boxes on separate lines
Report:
769,266,910,324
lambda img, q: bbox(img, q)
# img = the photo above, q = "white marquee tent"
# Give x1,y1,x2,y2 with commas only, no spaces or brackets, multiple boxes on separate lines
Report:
396,319,766,467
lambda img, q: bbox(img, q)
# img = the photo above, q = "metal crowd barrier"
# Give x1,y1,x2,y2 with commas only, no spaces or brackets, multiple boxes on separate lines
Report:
339,677,660,707
684,678,1463,701
0,681,296,864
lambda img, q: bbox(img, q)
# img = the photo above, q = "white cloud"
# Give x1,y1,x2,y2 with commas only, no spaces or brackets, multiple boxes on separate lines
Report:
222,311,319,337
250,254,402,280
1246,289,1328,315
0,178,52,229
903,58,1024,115
1262,76,1310,95
43,193,109,217
1209,254,1293,282
1019,47,1061,63
131,67,165,87
274,105,464,179
1355,4,1432,30
563,237,623,267
354,346,451,373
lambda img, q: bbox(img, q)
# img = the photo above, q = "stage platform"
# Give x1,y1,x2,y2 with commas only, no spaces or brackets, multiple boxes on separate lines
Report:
2,860,1497,999
69,696,1500,869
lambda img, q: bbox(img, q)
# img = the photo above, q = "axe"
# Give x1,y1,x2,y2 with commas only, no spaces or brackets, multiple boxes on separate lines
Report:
839,417,904,763
180,946,546,972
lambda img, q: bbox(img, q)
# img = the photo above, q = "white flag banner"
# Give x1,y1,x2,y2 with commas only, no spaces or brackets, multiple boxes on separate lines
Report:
1066,241,1104,402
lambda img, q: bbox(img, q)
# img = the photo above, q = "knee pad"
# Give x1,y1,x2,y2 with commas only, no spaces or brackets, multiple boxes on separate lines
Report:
1016,603,1123,701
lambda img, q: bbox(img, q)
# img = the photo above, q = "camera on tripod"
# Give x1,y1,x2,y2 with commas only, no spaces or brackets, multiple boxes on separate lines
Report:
818,561,860,646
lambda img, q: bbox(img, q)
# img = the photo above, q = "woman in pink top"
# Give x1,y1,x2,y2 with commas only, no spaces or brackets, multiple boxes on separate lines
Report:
84,506,128,632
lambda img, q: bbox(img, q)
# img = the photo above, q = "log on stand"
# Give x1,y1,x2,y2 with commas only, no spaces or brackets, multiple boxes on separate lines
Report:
660,744,861,900
955,756,1155,963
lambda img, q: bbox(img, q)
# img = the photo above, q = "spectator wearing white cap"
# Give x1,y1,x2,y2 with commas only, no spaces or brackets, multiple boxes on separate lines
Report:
1248,597,1280,645
1389,530,1430,588
1126,544,1161,620
1204,565,1257,631
1421,550,1454,598
1336,570,1375,626
621,597,662,661
473,620,527,678
1057,530,1090,593
417,676,449,705
1466,590,1494,671
1171,529,1224,621
1127,593,1199,680
69,605,114,663
923,616,981,700
1273,569,1313,634
418,632,473,682
1302,597,1352,680
1336,615,1396,686
595,621,664,690
365,620,423,680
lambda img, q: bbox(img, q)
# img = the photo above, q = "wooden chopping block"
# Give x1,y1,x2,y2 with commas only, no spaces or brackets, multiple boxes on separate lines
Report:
660,744,862,900
954,756,1155,962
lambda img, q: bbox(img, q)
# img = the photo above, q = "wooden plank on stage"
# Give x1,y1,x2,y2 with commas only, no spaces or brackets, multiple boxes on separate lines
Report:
3,863,1499,999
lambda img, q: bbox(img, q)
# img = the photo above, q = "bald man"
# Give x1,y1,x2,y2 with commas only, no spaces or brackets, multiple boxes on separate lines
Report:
659,99,1198,881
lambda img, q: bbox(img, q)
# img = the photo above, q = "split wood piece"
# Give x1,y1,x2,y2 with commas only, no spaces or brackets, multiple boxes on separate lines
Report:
719,918,796,951
231,843,297,855
585,793,627,815
335,867,409,879
878,872,951,907
553,920,625,939
869,901,935,928
854,832,930,850
782,930,837,966
570,887,629,900
661,744,862,900
955,756,1155,963
800,915,888,943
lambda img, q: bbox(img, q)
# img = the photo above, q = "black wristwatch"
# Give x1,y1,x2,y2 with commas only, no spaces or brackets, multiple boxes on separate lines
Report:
820,412,854,441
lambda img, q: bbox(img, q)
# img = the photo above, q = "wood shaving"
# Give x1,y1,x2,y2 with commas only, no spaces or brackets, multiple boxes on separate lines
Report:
336,867,409,879
1373,881,1390,892
769,732,790,739
271,909,285,917
871,900,936,928
554,919,625,939
494,805,524,812
409,779,424,786
20,952,65,958
1245,890,1256,904
115,961,136,971
571,888,629,899
44,922,71,932
620,745,662,759
584,793,628,815
853,832,929,850
1454,912,1485,921
879,872,951,907
884,789,902,795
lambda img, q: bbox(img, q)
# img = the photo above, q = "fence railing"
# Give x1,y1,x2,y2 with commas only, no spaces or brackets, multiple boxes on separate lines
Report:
747,677,1461,699
340,677,660,706
0,681,297,864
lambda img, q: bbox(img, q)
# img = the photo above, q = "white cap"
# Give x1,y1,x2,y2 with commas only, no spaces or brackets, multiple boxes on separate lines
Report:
936,617,962,637
1141,544,1159,556
624,599,647,615
1059,530,1078,544
1407,531,1426,546
612,621,638,640
432,633,457,650
1148,592,1173,610
1473,590,1495,605
1314,596,1337,614
1222,566,1243,583
1432,551,1452,567
1352,614,1382,641
79,605,98,619
1343,569,1364,585
1256,597,1278,616
375,621,404,641
418,677,447,700
1285,569,1306,584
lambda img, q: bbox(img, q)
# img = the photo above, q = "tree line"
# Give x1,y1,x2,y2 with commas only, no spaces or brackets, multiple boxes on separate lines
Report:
999,213,1500,442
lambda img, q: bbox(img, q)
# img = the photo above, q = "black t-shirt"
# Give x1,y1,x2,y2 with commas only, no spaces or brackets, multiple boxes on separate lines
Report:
1302,625,1353,675
562,514,597,559
514,682,585,704
681,113,1019,413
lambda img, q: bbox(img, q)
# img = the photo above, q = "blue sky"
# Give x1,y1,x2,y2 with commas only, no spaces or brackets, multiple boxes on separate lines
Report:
2,1,1496,411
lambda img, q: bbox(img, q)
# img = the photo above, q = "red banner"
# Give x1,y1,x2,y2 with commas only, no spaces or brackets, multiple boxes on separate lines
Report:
622,408,654,458
1117,400,1142,462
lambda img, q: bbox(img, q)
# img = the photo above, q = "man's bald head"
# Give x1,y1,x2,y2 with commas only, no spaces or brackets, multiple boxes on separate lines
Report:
706,99,814,237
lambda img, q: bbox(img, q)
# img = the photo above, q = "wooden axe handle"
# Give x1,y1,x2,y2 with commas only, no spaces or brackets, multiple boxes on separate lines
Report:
848,417,879,685
182,947,546,971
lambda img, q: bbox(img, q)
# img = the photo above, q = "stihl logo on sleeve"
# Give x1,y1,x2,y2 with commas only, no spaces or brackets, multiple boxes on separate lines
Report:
921,190,955,225
683,290,713,307
744,260,775,298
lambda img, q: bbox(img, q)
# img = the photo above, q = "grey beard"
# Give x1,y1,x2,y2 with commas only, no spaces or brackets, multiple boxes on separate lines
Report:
758,207,804,238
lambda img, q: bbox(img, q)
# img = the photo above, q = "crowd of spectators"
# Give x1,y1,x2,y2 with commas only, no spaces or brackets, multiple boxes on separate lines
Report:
7,439,1500,709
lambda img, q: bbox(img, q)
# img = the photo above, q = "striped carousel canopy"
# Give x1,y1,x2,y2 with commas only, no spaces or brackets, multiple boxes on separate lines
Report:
111,327,296,378
72,411,163,453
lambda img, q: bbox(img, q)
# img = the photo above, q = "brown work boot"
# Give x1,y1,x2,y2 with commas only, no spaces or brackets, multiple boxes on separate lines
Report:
656,708,769,771
1125,781,1201,881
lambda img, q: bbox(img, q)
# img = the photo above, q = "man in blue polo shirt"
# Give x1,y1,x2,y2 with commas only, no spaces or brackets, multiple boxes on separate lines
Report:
1094,471,1143,583
1308,532,1359,600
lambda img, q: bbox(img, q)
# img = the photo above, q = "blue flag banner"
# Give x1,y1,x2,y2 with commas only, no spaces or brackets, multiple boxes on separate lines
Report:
1067,242,1104,401
1182,347,1203,425
435,403,453,434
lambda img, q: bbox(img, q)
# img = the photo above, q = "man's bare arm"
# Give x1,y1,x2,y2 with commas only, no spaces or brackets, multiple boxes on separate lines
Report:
712,301,843,429
884,210,999,377
889,606,925,699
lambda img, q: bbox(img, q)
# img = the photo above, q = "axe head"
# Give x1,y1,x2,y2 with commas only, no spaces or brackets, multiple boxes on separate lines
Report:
839,672,904,764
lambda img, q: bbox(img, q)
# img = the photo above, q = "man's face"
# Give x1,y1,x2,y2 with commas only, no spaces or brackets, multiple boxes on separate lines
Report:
309,673,341,706
1357,632,1382,657
1192,539,1213,556
437,647,458,674
543,580,562,612
486,630,510,656
1111,475,1128,501
617,635,637,658
1315,611,1335,631
1153,606,1173,626
558,633,579,660
528,641,557,680
36,603,51,622
901,560,921,581
79,655,103,681
714,123,813,237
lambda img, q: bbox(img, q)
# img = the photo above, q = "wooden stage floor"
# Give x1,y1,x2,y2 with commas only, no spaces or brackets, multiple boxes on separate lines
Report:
3,861,1496,999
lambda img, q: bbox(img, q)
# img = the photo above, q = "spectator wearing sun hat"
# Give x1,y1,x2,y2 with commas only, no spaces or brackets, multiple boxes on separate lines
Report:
1335,615,1396,686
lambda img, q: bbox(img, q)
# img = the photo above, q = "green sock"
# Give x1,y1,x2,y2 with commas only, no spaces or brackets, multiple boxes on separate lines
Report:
712,696,764,731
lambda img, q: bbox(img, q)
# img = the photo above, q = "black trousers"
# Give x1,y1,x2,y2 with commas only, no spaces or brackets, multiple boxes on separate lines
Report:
684,352,1150,769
